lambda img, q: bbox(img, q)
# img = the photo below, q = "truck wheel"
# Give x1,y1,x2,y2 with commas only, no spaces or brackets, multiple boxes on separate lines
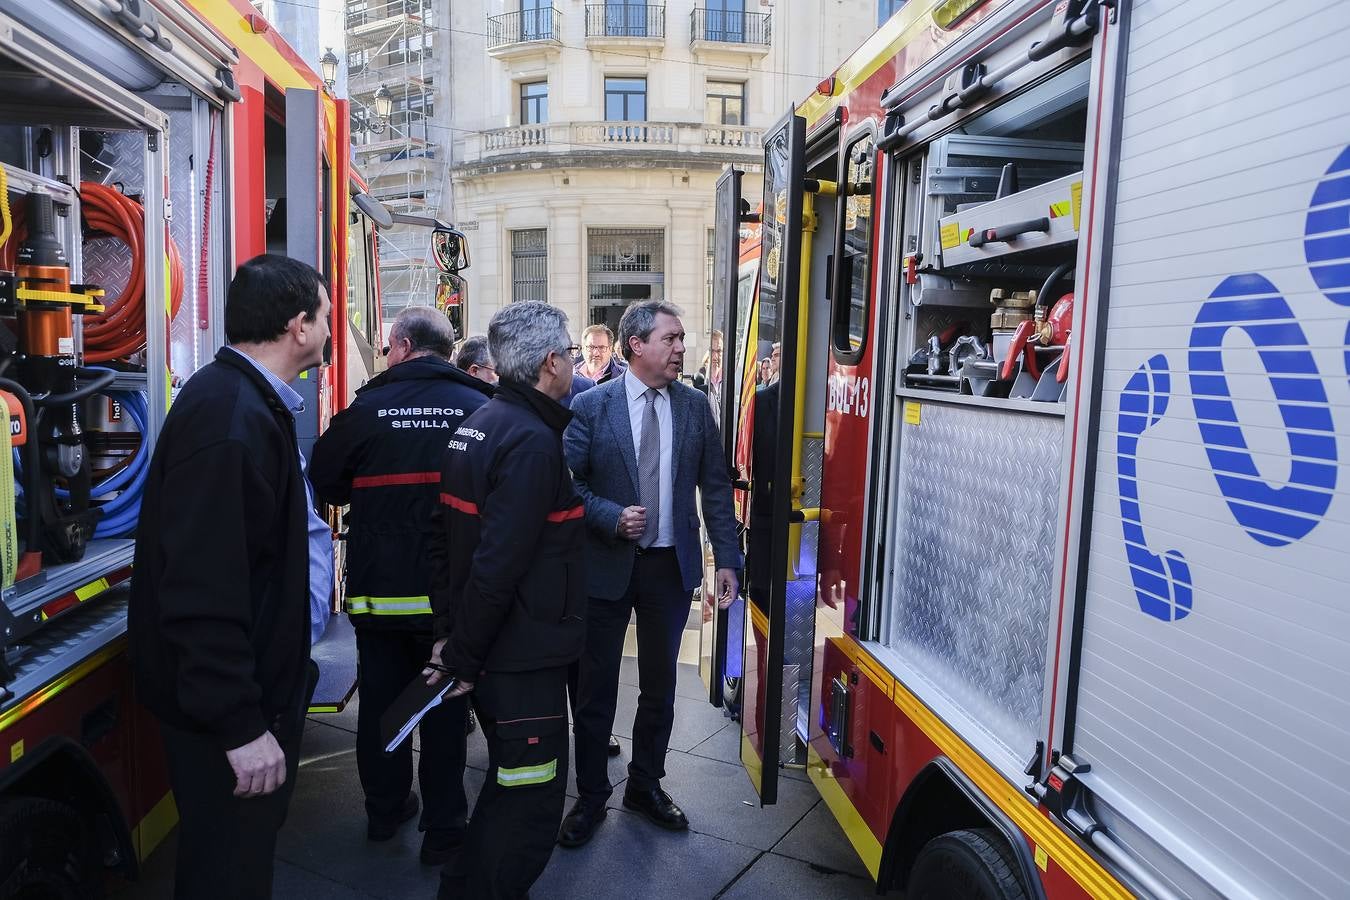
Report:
0,797,100,900
908,828,1029,900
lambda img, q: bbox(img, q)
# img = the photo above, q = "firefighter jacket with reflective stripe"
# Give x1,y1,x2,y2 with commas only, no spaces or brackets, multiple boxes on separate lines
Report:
310,355,493,632
432,382,586,676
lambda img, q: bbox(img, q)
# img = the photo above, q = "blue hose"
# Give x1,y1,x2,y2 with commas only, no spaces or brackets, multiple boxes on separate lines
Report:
15,375,151,540
84,390,149,538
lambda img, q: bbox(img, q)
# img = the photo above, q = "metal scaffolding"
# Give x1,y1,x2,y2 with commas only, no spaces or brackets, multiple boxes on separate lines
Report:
345,0,445,317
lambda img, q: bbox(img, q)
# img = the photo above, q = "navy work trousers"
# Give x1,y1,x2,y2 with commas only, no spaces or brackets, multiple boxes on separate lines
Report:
355,628,468,835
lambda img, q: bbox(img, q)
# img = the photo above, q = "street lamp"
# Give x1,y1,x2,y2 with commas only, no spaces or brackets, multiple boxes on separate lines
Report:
319,47,339,90
373,85,394,127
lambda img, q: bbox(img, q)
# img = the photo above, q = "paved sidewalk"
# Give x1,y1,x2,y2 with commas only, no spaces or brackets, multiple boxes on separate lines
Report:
117,609,876,899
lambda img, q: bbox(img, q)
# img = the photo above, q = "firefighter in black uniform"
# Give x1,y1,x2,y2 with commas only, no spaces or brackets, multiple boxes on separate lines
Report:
309,306,492,865
425,301,586,900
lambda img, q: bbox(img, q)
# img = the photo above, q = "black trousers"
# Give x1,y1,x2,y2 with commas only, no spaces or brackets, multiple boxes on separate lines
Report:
574,547,688,807
355,627,468,834
439,666,569,900
160,663,316,900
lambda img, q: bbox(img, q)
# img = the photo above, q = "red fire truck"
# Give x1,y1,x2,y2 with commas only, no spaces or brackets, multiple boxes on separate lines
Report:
0,0,411,890
705,1,1350,898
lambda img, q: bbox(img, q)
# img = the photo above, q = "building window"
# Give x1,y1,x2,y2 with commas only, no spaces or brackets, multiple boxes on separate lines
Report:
878,0,906,25
521,0,550,41
511,229,548,303
604,77,647,121
604,0,648,36
705,0,745,42
588,228,664,333
520,81,548,124
705,80,745,126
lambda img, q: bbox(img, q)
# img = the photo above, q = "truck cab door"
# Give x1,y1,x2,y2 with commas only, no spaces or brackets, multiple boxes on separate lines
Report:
281,88,358,715
738,108,808,805
283,87,326,464
699,167,751,709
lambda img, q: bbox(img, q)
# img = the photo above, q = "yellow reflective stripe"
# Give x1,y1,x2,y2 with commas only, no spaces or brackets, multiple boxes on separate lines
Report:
871,649,1129,898
0,640,125,734
74,577,111,603
346,595,432,616
131,791,178,863
497,759,557,787
807,745,882,879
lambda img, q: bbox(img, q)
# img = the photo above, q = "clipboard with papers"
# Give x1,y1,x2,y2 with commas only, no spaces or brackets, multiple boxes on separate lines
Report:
380,666,459,753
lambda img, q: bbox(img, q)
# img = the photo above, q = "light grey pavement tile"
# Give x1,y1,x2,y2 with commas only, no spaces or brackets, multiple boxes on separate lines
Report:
686,721,742,766
718,851,878,899
770,798,872,880
610,689,728,754
276,721,481,899
619,658,716,703
536,807,758,900
606,749,819,853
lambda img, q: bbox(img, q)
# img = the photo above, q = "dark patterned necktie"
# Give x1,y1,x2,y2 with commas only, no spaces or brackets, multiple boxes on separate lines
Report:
638,388,660,548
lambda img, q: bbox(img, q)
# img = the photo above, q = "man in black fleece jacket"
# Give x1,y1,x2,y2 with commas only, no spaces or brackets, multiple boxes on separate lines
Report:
129,254,331,899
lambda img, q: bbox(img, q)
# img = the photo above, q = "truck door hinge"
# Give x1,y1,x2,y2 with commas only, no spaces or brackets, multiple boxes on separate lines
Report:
1030,753,1105,841
1023,740,1044,779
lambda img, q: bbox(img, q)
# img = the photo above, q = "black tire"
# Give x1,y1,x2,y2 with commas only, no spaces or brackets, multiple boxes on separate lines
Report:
907,828,1029,900
0,797,101,900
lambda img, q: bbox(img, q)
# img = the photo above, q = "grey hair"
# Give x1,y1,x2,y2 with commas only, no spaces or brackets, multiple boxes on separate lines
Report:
454,334,492,371
390,306,456,360
488,301,571,386
617,300,682,361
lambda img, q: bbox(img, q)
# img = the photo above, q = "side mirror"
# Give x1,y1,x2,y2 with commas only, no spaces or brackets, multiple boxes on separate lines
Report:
433,227,470,273
435,273,467,337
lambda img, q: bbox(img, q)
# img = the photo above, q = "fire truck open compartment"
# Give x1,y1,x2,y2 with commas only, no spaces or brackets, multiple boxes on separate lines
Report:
867,45,1095,796
901,58,1089,403
0,3,228,658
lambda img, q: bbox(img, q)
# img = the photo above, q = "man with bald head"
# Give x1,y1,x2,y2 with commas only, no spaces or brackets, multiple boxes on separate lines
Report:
310,305,493,865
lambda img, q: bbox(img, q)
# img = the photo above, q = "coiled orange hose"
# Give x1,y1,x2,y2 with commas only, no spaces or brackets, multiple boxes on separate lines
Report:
79,182,184,362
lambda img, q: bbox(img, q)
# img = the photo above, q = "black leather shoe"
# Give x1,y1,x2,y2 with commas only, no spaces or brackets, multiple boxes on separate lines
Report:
607,735,622,757
367,792,419,841
420,827,463,866
622,787,688,831
557,800,607,848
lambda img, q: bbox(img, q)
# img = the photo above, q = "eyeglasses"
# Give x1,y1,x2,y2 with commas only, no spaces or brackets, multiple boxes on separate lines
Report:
565,345,580,355
475,363,497,373
381,345,390,357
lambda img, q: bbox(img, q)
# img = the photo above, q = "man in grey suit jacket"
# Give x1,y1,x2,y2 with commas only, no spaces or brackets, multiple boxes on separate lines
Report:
559,300,742,846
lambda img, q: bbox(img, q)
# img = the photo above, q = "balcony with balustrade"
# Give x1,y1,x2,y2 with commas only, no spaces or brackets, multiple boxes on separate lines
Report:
486,7,563,59
584,4,665,48
689,6,771,57
455,120,762,173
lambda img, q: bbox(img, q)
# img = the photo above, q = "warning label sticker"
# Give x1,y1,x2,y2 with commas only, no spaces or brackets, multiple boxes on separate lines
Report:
939,222,962,250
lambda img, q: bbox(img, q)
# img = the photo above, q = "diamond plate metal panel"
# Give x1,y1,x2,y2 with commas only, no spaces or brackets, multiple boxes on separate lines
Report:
886,402,1062,756
780,436,824,762
82,236,133,312
98,131,146,194
81,131,145,356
